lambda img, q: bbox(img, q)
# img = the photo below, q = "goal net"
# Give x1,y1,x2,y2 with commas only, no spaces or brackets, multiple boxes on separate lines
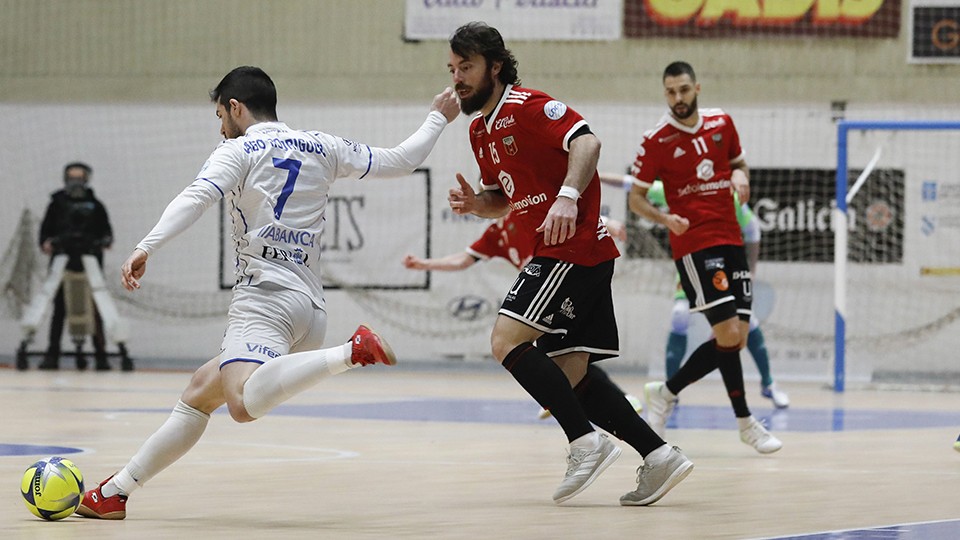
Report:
832,121,960,389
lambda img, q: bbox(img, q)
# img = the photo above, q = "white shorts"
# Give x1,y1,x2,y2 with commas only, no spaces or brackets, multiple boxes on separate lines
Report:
219,283,327,369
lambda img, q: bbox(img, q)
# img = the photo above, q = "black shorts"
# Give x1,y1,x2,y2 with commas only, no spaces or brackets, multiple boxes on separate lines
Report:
500,257,619,362
675,244,752,326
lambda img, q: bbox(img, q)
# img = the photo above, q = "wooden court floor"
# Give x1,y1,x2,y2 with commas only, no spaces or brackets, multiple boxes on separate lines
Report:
2,365,959,539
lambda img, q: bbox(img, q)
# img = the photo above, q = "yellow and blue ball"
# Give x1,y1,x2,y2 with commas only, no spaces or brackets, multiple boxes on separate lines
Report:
20,457,85,521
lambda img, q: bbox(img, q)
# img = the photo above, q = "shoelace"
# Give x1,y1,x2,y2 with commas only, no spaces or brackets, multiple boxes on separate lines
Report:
634,463,654,484
564,448,591,476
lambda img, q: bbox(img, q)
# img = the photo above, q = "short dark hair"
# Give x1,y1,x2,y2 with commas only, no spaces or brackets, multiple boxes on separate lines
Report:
63,161,92,182
450,22,520,86
209,66,278,120
663,61,696,82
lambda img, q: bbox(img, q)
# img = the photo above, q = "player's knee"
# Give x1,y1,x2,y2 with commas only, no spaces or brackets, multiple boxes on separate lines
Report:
181,367,224,415
714,324,744,349
490,329,526,363
225,398,256,423
491,336,516,364
222,387,255,423
554,354,589,386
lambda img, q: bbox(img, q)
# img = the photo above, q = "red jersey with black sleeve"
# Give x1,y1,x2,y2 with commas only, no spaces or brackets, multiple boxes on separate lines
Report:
628,108,745,259
465,214,533,270
469,85,619,267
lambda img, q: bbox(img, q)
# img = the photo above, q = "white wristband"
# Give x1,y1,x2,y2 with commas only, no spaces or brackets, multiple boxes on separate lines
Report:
558,186,580,200
622,174,635,191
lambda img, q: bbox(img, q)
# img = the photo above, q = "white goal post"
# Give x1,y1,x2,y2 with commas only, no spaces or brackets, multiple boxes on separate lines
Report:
834,120,960,391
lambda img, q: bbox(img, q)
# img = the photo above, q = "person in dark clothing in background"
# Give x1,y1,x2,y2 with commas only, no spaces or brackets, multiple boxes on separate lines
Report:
38,162,114,370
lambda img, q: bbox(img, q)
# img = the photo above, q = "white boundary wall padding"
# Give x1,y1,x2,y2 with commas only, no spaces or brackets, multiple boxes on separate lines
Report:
834,120,960,392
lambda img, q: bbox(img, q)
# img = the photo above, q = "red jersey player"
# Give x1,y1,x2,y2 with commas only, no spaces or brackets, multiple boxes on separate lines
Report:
610,61,782,455
402,214,626,272
446,22,692,507
403,213,533,271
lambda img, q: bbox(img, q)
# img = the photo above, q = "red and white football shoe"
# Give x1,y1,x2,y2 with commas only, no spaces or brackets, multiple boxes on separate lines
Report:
350,325,397,367
76,475,127,520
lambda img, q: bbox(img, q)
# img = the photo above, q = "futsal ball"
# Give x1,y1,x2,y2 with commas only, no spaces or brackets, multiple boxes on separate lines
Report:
20,457,85,521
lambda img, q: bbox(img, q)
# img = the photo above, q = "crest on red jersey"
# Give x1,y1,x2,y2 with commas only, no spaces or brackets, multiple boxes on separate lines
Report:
503,135,518,156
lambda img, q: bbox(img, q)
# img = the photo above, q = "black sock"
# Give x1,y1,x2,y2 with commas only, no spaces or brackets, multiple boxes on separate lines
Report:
575,365,664,457
503,342,593,443
666,339,719,395
716,346,751,418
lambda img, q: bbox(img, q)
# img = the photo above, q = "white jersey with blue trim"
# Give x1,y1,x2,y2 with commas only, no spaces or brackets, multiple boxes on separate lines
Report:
136,111,448,310
206,121,378,308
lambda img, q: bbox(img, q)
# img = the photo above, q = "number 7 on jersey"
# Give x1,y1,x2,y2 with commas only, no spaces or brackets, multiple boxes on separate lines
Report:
272,158,302,219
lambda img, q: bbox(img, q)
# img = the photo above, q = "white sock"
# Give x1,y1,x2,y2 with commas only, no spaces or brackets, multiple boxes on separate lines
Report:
661,384,678,400
104,400,210,497
570,431,601,452
736,416,755,431
242,342,353,419
644,443,672,465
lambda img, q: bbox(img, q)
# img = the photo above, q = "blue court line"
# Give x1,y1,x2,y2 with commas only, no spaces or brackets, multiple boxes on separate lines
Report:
74,400,959,432
758,518,960,540
0,443,83,457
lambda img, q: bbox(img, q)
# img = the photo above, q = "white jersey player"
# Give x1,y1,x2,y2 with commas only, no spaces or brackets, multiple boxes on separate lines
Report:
138,119,439,310
77,66,460,520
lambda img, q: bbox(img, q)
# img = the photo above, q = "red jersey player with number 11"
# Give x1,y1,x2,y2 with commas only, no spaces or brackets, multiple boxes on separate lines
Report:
446,22,692,506
617,61,782,454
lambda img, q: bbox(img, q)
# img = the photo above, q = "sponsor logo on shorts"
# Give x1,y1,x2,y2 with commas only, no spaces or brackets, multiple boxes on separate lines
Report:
559,297,576,320
712,270,729,291
704,257,725,270
523,264,542,277
246,342,280,358
507,277,525,301
732,270,751,280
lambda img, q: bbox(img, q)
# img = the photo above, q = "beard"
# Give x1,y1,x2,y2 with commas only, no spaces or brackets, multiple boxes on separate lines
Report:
671,95,698,120
222,116,244,139
457,68,496,115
